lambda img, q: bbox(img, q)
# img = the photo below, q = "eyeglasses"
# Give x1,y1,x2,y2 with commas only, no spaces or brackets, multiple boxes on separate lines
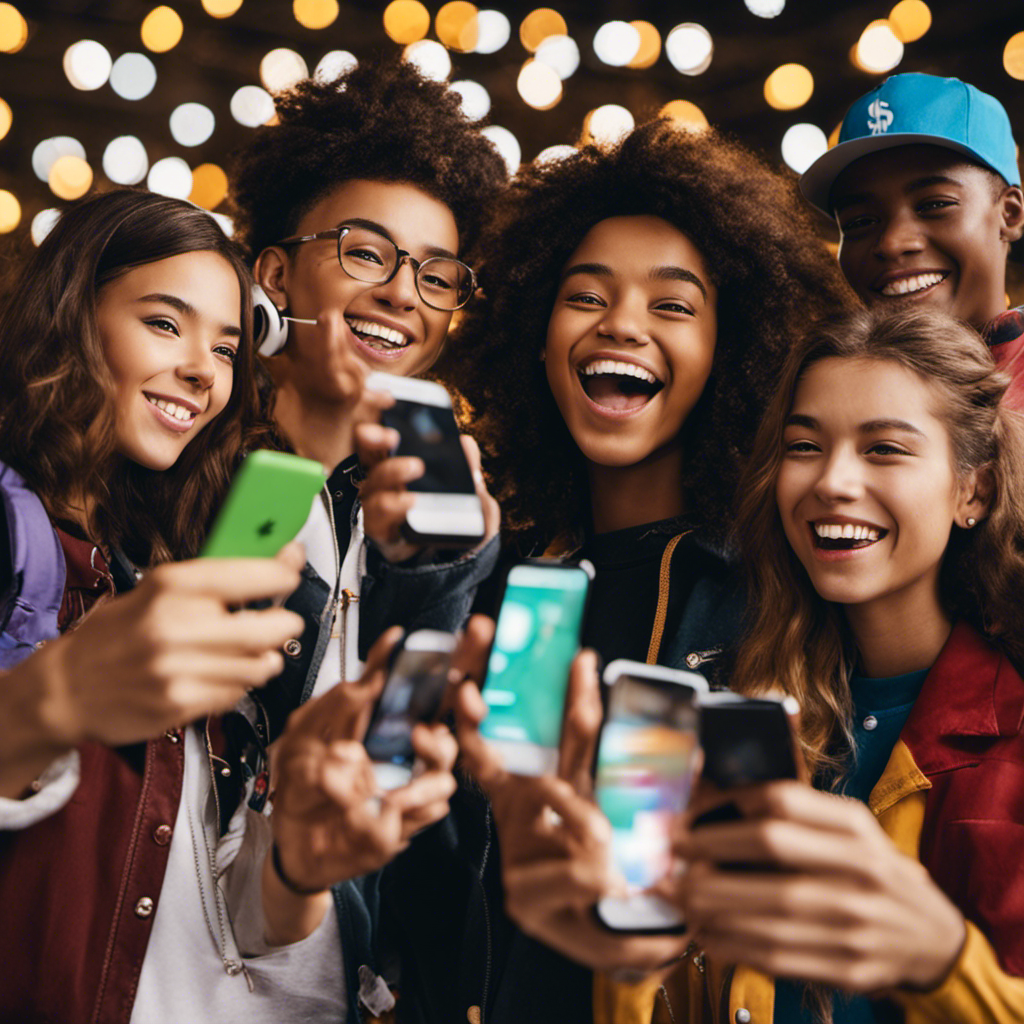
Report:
275,223,477,312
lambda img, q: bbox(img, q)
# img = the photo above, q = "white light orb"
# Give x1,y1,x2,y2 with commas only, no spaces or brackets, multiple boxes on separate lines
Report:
169,102,215,146
517,60,562,109
450,79,490,121
315,49,357,82
31,208,62,247
665,23,713,75
588,104,634,146
534,34,579,79
745,0,785,16
535,144,577,164
147,156,193,199
231,85,275,127
474,9,510,54
63,39,112,91
593,20,640,67
260,48,309,93
857,21,904,73
482,125,521,175
210,211,235,237
102,135,149,185
781,122,827,173
110,52,157,100
32,136,85,183
403,39,452,81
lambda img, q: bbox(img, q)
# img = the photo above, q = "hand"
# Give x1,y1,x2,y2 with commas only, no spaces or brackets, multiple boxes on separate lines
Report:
674,780,967,992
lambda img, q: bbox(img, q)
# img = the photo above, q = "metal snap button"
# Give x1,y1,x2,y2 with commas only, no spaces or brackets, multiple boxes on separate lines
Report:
164,729,180,744
685,652,701,669
284,638,302,657
34,640,46,650
134,896,154,919
863,714,878,731
735,1009,752,1024
153,824,173,846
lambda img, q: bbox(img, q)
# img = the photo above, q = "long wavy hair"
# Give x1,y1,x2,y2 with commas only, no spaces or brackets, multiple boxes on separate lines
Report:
732,306,1024,778
0,188,259,564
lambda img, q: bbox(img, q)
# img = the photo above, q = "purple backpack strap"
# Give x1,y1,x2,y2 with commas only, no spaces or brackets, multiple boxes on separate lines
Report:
0,461,65,669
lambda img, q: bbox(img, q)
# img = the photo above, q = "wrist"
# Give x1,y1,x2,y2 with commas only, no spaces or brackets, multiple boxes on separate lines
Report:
270,840,329,898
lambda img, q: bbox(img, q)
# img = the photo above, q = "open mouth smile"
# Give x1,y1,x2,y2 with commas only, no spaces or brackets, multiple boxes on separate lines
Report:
345,315,415,359
576,355,664,415
874,271,949,298
810,519,888,553
144,392,200,434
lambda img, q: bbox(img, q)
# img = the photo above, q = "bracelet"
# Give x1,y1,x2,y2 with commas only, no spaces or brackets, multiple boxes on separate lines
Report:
270,841,328,898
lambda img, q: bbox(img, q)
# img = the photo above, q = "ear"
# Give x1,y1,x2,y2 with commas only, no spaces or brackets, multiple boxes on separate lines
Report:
254,247,291,310
955,465,995,528
998,185,1024,244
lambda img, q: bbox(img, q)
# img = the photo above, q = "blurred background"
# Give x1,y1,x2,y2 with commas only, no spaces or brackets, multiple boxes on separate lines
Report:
1,0,1023,285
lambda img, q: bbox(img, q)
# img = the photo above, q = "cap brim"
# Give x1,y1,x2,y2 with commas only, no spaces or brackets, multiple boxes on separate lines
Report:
799,133,999,216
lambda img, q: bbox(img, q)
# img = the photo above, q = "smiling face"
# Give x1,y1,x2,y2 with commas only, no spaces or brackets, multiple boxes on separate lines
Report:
96,250,240,471
544,215,718,469
259,179,460,387
776,355,981,618
832,145,1024,330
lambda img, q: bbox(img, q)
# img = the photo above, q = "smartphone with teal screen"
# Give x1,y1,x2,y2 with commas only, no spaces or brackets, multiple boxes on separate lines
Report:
202,450,326,558
479,560,593,775
593,660,706,933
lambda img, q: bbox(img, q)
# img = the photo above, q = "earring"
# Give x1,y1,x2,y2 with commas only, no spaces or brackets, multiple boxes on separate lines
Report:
966,517,977,527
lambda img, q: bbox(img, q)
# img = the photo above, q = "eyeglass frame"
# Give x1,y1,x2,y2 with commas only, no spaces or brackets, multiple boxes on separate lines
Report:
273,223,477,312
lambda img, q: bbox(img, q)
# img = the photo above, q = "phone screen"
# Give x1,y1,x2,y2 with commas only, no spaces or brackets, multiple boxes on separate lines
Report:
480,564,590,752
383,399,475,496
595,674,700,892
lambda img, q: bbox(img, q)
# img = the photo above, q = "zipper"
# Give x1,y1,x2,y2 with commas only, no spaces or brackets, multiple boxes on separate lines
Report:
477,803,494,1024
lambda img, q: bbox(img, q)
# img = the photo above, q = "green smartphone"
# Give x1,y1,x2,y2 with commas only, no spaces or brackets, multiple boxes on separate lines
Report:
201,450,326,558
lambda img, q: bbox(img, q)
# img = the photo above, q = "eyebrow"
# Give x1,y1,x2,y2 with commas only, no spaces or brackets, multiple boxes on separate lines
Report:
833,174,965,214
341,216,457,260
561,261,709,300
136,293,242,338
785,413,926,437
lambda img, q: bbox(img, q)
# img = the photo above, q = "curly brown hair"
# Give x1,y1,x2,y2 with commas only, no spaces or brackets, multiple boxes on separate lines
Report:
442,121,855,549
228,56,507,261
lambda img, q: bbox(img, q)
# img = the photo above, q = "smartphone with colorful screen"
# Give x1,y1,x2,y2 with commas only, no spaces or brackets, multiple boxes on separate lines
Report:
594,660,706,933
479,560,593,775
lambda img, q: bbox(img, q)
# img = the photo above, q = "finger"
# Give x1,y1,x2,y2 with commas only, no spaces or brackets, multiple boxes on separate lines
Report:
389,768,457,815
159,649,287,689
274,541,307,573
450,614,495,687
524,774,612,852
505,859,611,916
169,607,305,652
460,434,500,540
558,648,603,791
148,558,303,603
410,722,458,772
360,457,426,497
362,492,418,542
453,682,506,788
354,422,401,468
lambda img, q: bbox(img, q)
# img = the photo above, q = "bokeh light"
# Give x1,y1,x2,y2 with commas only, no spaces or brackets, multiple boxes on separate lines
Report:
534,34,579,80
660,99,709,132
141,6,184,53
0,98,10,141
103,135,149,185
855,20,904,73
436,2,478,52
520,9,567,54
403,39,451,82
148,156,192,199
49,155,93,200
517,60,562,110
110,52,157,100
593,21,640,67
482,125,521,174
781,122,827,173
63,40,112,91
745,0,785,16
666,23,713,76
190,163,229,209
170,102,215,146
261,48,309,92
32,136,85,182
764,63,813,110
231,85,275,126
535,144,577,164
294,0,339,29
450,79,490,121
0,4,27,54
1004,32,1024,81
473,9,510,53
32,208,61,246
828,122,842,148
315,50,357,82
584,104,635,147
889,1,930,43
0,190,20,233
202,0,243,15
628,21,661,69
383,1,430,45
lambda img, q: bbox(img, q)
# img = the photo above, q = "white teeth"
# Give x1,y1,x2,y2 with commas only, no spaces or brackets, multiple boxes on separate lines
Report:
880,272,945,297
346,317,408,348
813,522,882,542
147,395,194,421
579,358,658,384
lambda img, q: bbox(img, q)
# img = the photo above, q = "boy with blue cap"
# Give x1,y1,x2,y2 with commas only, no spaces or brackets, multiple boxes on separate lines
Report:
801,72,1024,406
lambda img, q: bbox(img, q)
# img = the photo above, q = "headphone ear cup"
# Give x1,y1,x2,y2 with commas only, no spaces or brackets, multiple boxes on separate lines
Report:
253,283,288,357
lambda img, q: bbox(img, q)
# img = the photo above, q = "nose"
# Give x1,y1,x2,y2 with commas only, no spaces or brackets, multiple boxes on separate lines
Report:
872,208,924,262
370,257,418,311
813,445,864,503
176,341,217,391
596,295,649,346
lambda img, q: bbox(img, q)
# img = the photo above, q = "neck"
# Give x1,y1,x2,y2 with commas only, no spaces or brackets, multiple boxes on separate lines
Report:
587,443,686,535
269,371,357,472
843,572,952,678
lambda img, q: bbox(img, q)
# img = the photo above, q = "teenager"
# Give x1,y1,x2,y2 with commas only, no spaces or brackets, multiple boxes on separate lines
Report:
800,72,1024,408
385,120,852,1024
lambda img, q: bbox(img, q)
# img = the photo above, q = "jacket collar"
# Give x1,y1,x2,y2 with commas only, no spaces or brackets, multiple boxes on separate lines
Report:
900,620,1024,775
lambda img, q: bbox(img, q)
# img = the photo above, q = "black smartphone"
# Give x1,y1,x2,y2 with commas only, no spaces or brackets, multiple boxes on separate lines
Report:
366,371,485,548
363,629,457,790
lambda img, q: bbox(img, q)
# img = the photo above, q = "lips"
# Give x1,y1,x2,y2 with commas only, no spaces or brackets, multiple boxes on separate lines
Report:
344,314,417,362
144,392,199,433
575,353,664,415
872,270,949,298
809,518,888,556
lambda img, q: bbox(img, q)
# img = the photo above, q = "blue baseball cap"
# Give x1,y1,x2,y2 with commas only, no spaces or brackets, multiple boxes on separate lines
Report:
800,73,1020,215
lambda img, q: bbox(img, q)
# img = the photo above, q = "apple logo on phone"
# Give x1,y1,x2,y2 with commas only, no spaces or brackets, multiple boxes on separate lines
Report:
257,519,276,537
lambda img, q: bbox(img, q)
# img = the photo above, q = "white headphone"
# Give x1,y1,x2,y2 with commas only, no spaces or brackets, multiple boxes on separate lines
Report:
252,283,316,357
